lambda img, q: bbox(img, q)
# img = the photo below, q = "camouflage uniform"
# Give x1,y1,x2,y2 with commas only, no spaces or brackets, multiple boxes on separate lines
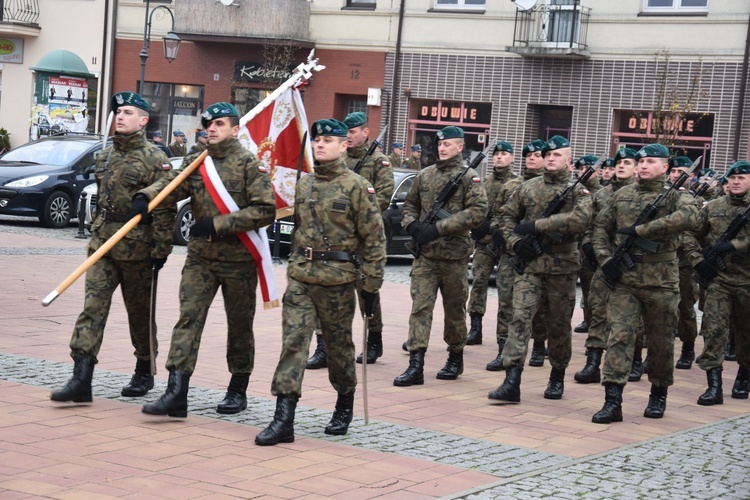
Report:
577,175,602,328
521,167,549,348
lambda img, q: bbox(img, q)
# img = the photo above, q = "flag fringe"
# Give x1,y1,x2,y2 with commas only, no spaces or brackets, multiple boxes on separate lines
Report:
264,299,281,310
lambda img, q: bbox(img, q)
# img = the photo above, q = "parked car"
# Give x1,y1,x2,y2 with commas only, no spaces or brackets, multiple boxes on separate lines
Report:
0,135,103,227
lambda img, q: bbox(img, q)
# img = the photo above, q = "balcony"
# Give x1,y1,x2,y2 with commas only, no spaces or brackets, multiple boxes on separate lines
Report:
507,2,591,59
174,0,312,47
0,0,41,37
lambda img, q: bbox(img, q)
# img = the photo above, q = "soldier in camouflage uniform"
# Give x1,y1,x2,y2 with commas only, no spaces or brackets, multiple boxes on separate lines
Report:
394,126,487,386
591,143,699,424
404,144,423,170
255,119,386,445
684,161,750,405
51,92,175,404
599,156,616,186
488,136,591,404
139,102,276,418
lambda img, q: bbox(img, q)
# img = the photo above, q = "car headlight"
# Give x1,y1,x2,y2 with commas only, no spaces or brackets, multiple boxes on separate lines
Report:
5,175,49,188
82,183,97,195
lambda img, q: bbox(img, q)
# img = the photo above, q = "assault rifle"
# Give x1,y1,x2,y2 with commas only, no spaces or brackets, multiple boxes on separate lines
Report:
692,203,750,289
510,156,604,275
601,156,701,290
472,199,499,258
407,145,492,258
690,169,718,198
353,124,388,175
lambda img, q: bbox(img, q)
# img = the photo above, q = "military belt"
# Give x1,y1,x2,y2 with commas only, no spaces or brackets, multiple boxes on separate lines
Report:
540,242,578,253
207,233,240,243
298,247,356,262
100,209,129,222
631,251,677,263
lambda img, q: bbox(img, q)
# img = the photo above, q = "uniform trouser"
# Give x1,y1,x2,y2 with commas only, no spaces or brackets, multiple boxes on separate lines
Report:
272,279,357,399
578,265,595,324
406,256,469,353
677,265,698,344
531,295,548,344
698,280,750,371
504,271,577,370
70,253,153,363
495,253,516,343
468,245,500,316
355,279,382,332
166,253,257,375
602,283,679,387
585,272,611,350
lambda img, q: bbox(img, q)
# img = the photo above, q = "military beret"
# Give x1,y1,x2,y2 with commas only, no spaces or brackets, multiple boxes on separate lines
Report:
391,143,403,149
492,141,514,155
343,111,367,129
636,143,670,159
522,139,546,158
311,118,348,139
435,126,464,142
719,176,728,185
201,102,239,128
152,130,163,138
196,130,207,138
411,144,422,151
541,135,571,156
111,91,149,113
574,155,598,168
603,158,616,168
726,161,750,177
173,130,185,137
614,147,637,162
668,156,693,170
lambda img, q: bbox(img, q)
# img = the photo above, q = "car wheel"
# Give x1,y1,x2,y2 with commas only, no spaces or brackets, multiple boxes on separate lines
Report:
173,203,194,245
41,191,72,228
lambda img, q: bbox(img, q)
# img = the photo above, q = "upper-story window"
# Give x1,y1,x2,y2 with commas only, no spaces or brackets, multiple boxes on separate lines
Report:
434,0,486,10
643,0,708,12
347,0,376,7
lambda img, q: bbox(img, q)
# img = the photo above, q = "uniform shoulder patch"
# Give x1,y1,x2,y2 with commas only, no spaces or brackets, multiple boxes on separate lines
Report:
471,176,481,183
382,160,390,167
367,186,376,194
583,188,590,195
258,165,268,173
162,163,171,171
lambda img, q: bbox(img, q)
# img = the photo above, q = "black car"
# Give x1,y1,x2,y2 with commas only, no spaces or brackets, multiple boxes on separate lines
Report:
0,135,102,227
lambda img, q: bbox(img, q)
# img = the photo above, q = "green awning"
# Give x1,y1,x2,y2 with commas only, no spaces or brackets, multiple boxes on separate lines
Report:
30,50,95,78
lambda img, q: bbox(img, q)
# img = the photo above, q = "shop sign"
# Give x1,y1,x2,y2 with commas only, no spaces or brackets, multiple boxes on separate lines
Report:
0,37,23,63
233,61,293,83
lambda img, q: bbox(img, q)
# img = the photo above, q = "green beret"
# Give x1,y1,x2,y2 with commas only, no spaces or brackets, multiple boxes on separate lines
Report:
492,141,514,155
668,156,693,170
726,161,750,177
636,143,670,159
111,91,149,113
541,135,570,156
522,139,545,158
614,148,637,162
435,126,464,142
603,158,616,168
343,112,367,129
574,155,598,168
201,102,239,128
311,118,348,139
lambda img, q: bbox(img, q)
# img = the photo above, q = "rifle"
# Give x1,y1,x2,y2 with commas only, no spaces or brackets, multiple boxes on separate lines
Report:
601,156,701,290
353,124,388,175
692,203,750,289
407,145,492,258
510,156,605,275
690,169,718,198
472,200,499,258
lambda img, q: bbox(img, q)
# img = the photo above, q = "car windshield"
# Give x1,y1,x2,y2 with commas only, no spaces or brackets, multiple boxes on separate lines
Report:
1,140,94,166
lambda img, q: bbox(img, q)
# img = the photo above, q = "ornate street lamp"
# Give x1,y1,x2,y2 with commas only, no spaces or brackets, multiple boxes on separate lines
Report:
138,0,182,95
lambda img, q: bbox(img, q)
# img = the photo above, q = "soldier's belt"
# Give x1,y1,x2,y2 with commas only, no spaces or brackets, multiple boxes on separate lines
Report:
298,247,356,262
207,233,240,243
630,251,677,263
100,209,129,222
540,242,578,253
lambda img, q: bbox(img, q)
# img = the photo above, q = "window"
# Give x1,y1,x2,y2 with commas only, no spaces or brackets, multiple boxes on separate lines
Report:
346,0,375,6
434,0,485,10
643,0,708,12
347,98,368,116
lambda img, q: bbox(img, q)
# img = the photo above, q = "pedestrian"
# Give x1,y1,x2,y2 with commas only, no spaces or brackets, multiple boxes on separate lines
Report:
404,144,423,170
51,91,175,404
389,143,404,169
255,118,386,445
169,130,187,157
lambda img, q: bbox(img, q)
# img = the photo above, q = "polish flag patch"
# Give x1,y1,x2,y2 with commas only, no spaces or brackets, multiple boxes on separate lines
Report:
471,176,481,183
367,186,376,194
161,163,171,171
258,165,268,173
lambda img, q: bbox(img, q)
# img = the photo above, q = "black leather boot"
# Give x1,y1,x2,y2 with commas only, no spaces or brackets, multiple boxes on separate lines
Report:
436,350,464,380
325,391,355,435
629,358,644,382
466,314,483,345
544,367,565,399
356,331,383,364
488,364,522,403
255,395,298,446
486,339,506,371
574,320,589,333
121,359,154,397
51,354,95,403
725,331,737,361
732,367,750,399
142,370,190,418
643,385,668,419
528,341,545,367
402,341,408,352
306,335,327,369
675,342,695,370
216,373,250,414
574,348,602,384
393,349,426,386
697,367,723,406
592,383,624,424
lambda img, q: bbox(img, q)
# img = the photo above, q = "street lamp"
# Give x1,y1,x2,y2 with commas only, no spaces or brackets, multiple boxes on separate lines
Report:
138,0,182,95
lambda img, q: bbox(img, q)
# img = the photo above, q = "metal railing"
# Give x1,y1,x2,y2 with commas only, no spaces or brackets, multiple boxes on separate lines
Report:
511,1,590,51
1,0,40,25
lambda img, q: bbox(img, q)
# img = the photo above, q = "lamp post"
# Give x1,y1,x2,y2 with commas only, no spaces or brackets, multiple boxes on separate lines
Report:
138,0,182,96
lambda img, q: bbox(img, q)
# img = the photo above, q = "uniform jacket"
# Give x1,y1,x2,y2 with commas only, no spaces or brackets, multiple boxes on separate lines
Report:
168,141,187,158
404,156,422,171
189,141,207,155
388,152,403,170
476,167,518,246
344,139,395,212
581,176,635,246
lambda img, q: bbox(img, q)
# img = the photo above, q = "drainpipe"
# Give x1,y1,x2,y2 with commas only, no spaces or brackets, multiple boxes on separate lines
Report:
732,9,750,161
99,0,118,134
387,0,406,149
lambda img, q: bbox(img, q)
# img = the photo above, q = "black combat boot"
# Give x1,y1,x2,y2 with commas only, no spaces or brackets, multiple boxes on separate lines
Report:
544,367,565,399
592,383,624,424
466,314,483,345
697,368,723,406
356,331,383,364
732,367,750,399
436,350,464,380
629,350,644,382
325,390,355,435
306,335,327,369
488,365,522,403
643,385,668,419
216,373,250,414
675,342,695,370
528,341,545,367
574,320,589,333
486,339,506,371
255,395,298,446
121,359,155,397
142,370,190,418
51,354,95,403
402,341,408,352
725,331,737,361
394,349,426,386
574,348,603,384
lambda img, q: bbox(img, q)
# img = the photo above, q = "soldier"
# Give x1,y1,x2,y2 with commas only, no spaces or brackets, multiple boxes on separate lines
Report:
684,161,750,405
51,91,175,404
591,143,699,423
488,136,591,404
151,130,173,157
255,119,386,445
404,144,423,170
394,126,487,386
189,130,208,155
389,143,404,169
599,157,616,186
168,130,187,157
138,102,276,418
